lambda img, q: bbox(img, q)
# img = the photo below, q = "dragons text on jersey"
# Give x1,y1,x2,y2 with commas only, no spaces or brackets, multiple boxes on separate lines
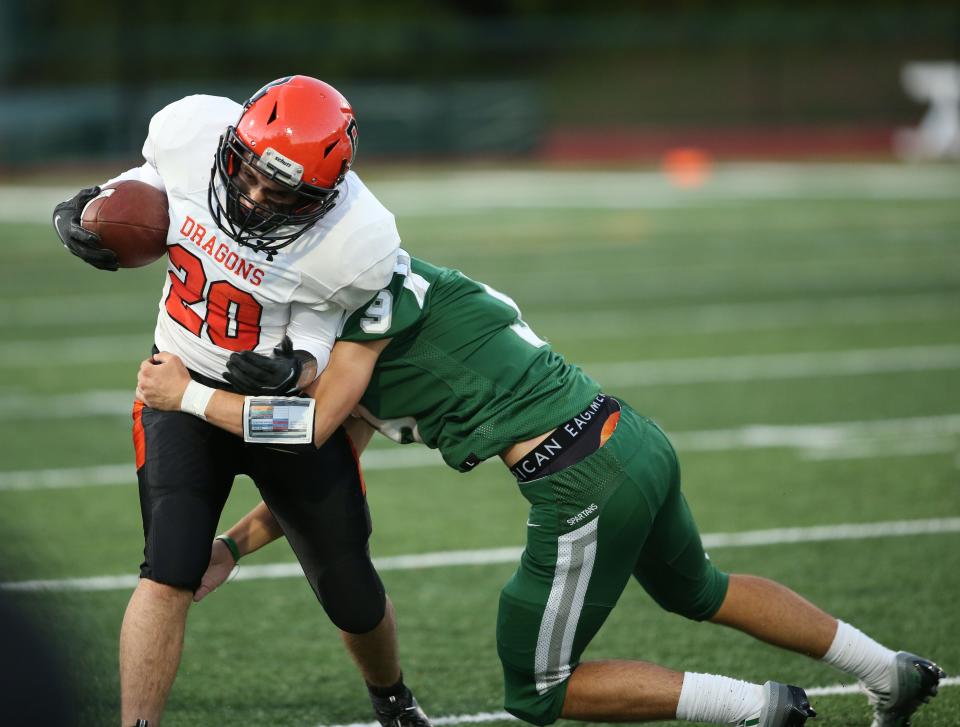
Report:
178,215,265,286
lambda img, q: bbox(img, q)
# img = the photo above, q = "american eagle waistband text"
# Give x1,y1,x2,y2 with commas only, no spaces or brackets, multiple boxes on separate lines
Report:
511,393,620,482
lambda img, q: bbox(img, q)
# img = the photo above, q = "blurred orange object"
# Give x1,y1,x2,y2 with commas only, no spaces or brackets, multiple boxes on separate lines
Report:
661,147,712,188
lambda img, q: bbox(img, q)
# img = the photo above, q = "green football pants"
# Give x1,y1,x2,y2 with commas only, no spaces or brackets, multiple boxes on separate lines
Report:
496,403,729,725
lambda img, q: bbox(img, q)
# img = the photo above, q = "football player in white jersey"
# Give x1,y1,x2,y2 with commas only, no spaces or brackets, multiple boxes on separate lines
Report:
53,76,430,727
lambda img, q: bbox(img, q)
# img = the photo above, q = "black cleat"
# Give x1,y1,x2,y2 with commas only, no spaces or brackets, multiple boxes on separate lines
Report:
866,651,945,727
370,688,432,727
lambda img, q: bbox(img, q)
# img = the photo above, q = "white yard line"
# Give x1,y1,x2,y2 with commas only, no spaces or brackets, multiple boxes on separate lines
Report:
1,413,957,492
587,344,960,387
2,344,959,410
0,334,151,367
800,437,958,461
0,449,444,491
5,166,958,225
317,711,519,727
342,164,960,212
4,291,956,331
805,676,960,697
0,292,155,327
541,292,960,338
699,517,960,548
670,414,960,452
0,464,134,491
2,517,958,594
0,390,135,418
313,678,960,727
488,269,960,309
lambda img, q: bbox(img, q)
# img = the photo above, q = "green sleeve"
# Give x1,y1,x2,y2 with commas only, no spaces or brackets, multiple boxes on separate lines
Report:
339,252,431,342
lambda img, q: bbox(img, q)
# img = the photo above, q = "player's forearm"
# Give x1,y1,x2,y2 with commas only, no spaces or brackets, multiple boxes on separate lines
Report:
222,500,283,557
186,382,349,448
199,381,357,450
310,382,367,448
304,338,391,448
164,339,388,448
203,390,245,437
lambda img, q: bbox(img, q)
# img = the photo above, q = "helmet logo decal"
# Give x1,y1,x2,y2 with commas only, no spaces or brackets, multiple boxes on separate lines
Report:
245,76,294,108
257,147,304,186
346,119,359,160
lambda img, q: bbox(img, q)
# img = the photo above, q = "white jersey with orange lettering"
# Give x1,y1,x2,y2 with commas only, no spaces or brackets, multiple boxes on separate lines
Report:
106,94,400,382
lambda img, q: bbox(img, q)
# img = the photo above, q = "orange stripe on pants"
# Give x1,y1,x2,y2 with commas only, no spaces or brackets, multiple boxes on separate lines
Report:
132,400,146,470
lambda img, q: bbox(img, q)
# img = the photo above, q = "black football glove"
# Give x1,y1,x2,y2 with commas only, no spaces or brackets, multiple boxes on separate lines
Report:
52,186,119,271
224,336,305,395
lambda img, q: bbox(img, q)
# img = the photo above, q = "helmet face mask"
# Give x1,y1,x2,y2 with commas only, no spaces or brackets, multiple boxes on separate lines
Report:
208,128,340,254
207,76,358,257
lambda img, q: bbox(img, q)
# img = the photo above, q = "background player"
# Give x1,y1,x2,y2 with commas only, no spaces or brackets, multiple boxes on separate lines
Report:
52,76,429,727
135,253,944,727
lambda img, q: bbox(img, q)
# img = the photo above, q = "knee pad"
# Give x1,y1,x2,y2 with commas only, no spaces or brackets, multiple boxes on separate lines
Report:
311,555,386,634
140,495,219,590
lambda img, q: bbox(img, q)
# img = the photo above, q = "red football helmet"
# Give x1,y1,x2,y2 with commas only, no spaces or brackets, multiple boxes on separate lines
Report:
208,75,359,255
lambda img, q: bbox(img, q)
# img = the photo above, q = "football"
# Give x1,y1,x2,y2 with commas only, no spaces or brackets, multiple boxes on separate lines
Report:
81,181,169,268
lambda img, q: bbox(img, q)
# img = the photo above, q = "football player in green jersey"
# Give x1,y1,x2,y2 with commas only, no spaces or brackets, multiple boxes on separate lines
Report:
136,252,944,727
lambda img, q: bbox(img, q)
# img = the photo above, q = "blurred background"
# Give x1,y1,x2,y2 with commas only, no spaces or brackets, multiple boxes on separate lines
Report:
1,2,958,725
1,0,958,171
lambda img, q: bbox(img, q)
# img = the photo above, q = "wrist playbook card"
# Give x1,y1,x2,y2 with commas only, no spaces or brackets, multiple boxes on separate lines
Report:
242,397,316,444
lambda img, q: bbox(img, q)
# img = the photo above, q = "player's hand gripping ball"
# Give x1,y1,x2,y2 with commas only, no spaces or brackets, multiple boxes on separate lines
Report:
80,181,169,268
54,181,170,269
53,186,118,271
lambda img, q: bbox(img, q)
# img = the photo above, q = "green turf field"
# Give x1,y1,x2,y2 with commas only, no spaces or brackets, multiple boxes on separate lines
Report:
0,163,958,726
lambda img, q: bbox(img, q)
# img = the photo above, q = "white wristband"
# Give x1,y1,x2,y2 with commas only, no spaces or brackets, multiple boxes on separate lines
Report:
180,380,215,420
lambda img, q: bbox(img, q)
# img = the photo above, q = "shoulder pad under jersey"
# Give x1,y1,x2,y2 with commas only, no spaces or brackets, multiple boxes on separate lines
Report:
143,95,241,191
290,172,402,311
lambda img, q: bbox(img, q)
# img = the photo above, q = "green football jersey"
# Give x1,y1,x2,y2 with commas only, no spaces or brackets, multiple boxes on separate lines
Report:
340,253,601,471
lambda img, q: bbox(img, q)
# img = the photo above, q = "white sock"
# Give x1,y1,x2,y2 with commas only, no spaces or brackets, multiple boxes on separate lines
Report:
675,672,764,724
821,620,896,693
